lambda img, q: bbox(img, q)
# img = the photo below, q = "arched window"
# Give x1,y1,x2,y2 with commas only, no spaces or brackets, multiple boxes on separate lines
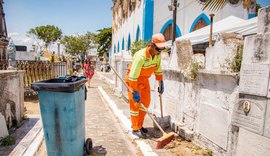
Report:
122,38,125,50
190,13,210,32
160,19,181,41
127,34,131,50
163,24,173,41
117,41,120,53
136,25,141,41
192,19,207,32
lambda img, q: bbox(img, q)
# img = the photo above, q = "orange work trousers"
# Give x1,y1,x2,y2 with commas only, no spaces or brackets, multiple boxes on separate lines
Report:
127,77,151,131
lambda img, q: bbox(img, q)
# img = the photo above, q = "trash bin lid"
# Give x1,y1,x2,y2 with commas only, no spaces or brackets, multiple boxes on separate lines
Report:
31,76,87,93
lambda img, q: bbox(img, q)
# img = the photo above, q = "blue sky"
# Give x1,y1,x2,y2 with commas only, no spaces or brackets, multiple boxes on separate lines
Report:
257,0,270,7
4,0,112,36
4,0,270,50
4,0,270,36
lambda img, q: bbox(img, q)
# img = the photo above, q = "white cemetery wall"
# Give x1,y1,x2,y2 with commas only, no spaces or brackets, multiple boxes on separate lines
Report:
235,128,270,156
263,99,270,138
257,6,270,35
197,72,239,150
232,94,267,135
0,70,24,127
205,33,243,72
0,114,8,138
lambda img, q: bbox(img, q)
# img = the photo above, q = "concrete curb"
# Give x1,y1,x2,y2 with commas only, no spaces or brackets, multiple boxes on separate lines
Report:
98,86,158,156
9,119,44,156
96,72,114,85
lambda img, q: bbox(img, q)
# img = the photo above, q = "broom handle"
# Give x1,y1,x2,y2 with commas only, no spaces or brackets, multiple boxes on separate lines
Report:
108,63,132,93
140,103,166,134
158,80,163,118
108,63,166,134
159,93,163,118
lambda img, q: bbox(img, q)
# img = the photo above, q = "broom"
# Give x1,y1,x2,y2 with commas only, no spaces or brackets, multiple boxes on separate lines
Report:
108,63,175,149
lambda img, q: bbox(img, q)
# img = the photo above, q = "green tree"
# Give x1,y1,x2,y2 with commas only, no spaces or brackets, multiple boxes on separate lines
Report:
27,25,62,50
256,3,261,15
202,0,252,11
60,33,95,60
94,27,112,57
130,40,150,56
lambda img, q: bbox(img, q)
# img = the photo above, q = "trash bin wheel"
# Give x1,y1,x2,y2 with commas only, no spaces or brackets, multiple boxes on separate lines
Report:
85,138,93,154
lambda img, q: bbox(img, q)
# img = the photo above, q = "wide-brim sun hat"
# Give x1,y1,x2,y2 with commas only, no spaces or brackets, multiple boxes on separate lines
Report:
152,33,167,48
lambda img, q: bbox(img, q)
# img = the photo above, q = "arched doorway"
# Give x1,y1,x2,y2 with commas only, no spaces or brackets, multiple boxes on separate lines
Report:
163,24,173,41
160,19,181,41
192,18,207,32
190,13,210,32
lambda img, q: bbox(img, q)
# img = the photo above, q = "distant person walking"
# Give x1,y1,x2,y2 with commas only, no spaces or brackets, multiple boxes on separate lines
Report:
84,60,95,88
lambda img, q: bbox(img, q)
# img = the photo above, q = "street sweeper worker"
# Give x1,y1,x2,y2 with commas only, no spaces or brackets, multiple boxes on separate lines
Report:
125,33,167,138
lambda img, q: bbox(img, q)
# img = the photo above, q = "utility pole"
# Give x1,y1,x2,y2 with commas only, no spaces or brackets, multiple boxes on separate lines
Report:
209,14,215,47
57,41,60,61
169,0,179,45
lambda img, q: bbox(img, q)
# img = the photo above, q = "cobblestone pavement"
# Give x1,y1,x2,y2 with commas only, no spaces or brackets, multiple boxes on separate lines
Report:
84,76,141,156
97,72,211,156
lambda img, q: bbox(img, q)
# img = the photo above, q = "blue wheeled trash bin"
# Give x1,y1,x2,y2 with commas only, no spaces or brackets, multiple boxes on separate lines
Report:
31,75,93,156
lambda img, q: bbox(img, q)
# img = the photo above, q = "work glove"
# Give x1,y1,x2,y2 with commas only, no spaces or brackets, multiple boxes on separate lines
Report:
133,91,140,102
158,80,164,94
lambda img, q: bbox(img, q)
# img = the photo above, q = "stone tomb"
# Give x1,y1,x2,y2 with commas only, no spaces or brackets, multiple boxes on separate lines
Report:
235,128,270,156
232,94,267,135
264,99,270,138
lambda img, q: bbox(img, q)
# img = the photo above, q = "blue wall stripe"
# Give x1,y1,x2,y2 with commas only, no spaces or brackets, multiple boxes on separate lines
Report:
142,0,154,40
189,13,210,32
160,19,182,37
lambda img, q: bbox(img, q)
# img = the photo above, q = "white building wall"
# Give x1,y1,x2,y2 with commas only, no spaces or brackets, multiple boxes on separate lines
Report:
112,1,144,58
154,0,248,36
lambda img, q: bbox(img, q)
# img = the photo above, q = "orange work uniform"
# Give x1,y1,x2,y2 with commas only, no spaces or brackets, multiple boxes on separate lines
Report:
125,47,163,131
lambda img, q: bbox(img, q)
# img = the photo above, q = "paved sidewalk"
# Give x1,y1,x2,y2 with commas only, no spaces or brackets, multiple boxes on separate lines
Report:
1,72,208,156
96,73,170,156
84,76,140,155
97,72,212,156
0,115,42,156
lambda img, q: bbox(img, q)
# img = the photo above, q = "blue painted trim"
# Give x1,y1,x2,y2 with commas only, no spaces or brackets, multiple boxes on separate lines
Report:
117,41,120,53
189,13,210,32
248,14,256,19
127,33,131,50
142,0,154,40
160,19,182,37
122,37,125,50
136,25,141,41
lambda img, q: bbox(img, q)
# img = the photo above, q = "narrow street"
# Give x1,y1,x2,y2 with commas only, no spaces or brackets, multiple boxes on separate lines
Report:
36,74,141,156
33,72,213,156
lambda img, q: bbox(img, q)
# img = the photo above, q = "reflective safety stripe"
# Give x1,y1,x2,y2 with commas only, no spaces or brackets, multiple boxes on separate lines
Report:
128,76,138,81
130,111,139,116
142,64,157,69
139,105,148,112
154,71,162,75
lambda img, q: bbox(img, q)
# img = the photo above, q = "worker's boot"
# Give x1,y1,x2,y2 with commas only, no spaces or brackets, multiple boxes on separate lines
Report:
141,127,148,134
132,130,146,138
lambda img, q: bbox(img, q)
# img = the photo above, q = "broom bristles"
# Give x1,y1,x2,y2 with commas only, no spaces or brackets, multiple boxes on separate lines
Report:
155,132,175,149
